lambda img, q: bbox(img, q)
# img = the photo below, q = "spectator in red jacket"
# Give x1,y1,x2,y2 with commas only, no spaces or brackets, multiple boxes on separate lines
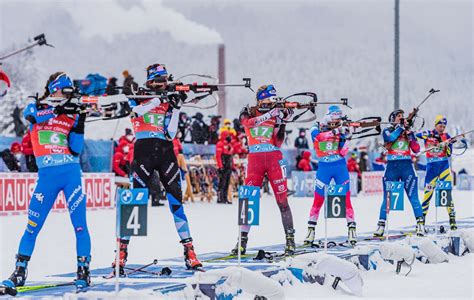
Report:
113,140,130,177
232,132,248,158
173,137,184,157
347,153,361,177
215,131,234,204
297,151,313,171
347,152,362,192
373,153,387,171
118,128,135,146
21,131,38,172
6,142,27,172
126,142,134,165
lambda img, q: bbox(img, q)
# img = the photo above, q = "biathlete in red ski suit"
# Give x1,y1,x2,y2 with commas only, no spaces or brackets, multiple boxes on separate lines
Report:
231,84,295,256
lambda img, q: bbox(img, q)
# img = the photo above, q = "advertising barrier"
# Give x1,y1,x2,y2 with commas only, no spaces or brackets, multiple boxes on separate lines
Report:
361,171,384,195
0,172,115,216
362,170,427,195
291,171,359,198
457,174,474,190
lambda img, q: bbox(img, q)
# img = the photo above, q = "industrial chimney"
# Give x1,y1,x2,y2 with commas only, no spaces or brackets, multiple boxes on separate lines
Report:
217,44,226,117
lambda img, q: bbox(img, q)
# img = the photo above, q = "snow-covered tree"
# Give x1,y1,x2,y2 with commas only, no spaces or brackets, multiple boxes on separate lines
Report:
0,42,45,136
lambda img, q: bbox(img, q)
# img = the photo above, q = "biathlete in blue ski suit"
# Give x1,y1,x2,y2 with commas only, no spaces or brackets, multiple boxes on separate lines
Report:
303,105,357,245
373,109,425,237
112,64,202,275
0,73,91,296
416,115,457,230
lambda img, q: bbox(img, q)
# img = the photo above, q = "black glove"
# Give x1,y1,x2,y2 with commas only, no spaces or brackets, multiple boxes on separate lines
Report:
74,112,87,134
168,94,183,109
54,104,80,115
53,105,68,115
179,91,188,102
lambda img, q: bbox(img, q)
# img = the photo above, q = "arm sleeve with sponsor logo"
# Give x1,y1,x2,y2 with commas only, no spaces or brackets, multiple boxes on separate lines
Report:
129,98,162,117
23,102,56,125
383,126,403,143
164,107,180,140
241,109,279,127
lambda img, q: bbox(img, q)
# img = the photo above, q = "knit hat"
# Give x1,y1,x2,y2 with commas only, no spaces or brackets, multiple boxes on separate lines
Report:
434,115,447,126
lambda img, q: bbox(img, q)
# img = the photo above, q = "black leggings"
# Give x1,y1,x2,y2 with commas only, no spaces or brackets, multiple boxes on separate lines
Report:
126,138,191,241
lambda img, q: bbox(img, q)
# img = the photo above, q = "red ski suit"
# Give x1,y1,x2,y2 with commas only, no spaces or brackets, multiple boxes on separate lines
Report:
240,108,293,233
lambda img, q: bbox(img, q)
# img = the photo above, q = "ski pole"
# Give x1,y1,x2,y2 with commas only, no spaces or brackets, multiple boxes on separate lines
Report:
324,186,328,254
123,265,172,277
16,282,75,293
125,259,158,276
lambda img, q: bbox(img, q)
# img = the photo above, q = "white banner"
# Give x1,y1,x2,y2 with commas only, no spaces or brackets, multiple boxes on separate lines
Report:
362,171,384,195
0,172,115,216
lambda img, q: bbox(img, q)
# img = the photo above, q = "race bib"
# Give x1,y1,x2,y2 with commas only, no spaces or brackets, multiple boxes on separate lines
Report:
319,141,337,151
38,130,68,146
391,140,408,151
143,113,165,127
249,126,273,139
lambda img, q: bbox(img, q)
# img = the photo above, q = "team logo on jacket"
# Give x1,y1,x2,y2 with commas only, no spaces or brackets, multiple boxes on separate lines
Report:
34,193,44,204
43,155,53,165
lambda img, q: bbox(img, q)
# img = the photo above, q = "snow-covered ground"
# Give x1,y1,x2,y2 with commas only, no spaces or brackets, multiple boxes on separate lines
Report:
1,188,473,299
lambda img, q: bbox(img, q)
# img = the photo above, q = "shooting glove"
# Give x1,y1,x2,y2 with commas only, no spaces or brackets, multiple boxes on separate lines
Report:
54,104,80,116
74,112,87,134
168,94,183,110
282,108,294,121
339,126,352,139
269,108,283,118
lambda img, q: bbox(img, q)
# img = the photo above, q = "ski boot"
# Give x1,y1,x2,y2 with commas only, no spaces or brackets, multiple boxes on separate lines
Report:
373,220,386,237
347,222,357,246
449,213,457,231
285,229,296,255
111,239,129,277
182,238,202,270
0,254,30,296
304,222,316,245
416,217,425,237
75,256,91,290
231,232,248,255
